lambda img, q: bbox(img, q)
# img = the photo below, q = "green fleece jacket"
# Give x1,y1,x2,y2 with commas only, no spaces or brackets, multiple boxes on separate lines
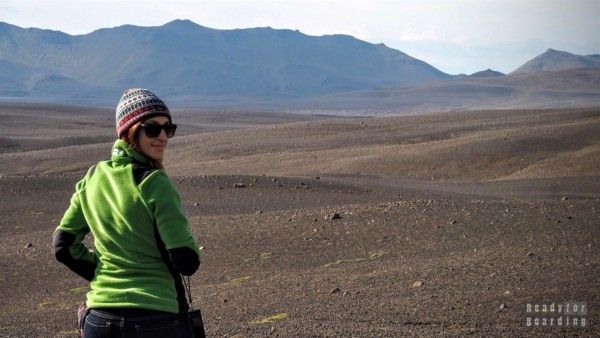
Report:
54,139,200,313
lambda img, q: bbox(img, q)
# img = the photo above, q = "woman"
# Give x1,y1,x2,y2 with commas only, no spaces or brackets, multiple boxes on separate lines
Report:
53,88,201,337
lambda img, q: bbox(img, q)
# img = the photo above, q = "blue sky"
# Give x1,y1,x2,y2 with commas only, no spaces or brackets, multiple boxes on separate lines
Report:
1,0,598,74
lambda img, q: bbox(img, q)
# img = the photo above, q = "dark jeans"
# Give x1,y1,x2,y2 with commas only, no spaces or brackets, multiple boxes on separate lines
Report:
83,308,193,338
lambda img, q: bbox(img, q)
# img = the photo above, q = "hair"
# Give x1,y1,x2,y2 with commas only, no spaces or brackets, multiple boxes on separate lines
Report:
120,122,165,170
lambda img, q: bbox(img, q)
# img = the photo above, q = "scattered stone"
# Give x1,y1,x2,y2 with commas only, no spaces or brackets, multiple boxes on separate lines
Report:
25,243,33,248
330,287,341,294
256,210,262,214
527,252,535,257
343,291,348,296
412,281,423,288
500,303,507,310
234,183,246,188
325,212,341,220
561,196,568,201
450,220,457,224
315,176,320,180
193,202,199,206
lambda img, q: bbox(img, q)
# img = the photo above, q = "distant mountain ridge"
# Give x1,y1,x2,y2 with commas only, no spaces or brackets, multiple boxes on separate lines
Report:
296,68,600,114
511,48,600,74
0,20,450,100
469,69,504,78
0,21,598,112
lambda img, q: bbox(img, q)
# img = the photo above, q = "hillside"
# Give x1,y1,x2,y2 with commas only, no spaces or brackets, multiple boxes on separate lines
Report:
0,105,598,336
469,69,504,77
296,68,600,114
511,48,600,74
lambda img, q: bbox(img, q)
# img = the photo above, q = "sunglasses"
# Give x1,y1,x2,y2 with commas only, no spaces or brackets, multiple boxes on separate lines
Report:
140,123,177,138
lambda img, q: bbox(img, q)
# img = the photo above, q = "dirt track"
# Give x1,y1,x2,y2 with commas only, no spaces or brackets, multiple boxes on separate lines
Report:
0,105,598,336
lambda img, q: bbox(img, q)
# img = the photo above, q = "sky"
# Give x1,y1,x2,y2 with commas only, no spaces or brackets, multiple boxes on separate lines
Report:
0,0,598,74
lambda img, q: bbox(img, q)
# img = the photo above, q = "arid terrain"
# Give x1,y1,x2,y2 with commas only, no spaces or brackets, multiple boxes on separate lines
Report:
0,103,598,337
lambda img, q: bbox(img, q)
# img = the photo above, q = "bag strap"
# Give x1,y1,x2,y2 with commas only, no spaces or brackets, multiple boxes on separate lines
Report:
182,275,194,310
181,246,204,311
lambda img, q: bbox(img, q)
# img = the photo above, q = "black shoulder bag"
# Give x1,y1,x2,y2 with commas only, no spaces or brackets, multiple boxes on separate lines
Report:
182,275,206,338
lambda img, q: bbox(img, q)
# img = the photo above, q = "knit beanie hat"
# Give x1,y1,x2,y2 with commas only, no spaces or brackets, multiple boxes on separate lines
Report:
115,88,171,137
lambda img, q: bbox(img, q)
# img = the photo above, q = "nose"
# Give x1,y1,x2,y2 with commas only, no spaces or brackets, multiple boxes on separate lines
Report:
157,129,168,141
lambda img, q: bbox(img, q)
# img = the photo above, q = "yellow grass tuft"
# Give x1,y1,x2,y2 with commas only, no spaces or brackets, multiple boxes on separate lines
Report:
250,313,288,324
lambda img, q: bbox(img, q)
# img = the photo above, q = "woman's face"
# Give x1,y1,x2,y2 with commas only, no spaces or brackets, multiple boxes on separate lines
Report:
137,116,170,161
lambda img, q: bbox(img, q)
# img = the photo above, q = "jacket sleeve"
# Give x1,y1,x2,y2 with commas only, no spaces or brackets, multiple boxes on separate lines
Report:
53,181,99,281
140,171,201,276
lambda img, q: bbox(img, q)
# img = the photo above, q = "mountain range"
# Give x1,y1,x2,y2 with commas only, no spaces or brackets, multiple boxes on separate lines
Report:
0,20,599,111
0,20,448,99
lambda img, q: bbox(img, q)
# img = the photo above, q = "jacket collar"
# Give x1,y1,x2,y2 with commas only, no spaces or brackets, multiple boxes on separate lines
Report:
111,139,149,165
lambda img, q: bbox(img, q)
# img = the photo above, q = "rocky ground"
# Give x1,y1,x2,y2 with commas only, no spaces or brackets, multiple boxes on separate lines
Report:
0,104,598,337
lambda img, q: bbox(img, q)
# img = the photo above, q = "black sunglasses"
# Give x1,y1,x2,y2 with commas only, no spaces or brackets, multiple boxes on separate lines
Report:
140,123,177,138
